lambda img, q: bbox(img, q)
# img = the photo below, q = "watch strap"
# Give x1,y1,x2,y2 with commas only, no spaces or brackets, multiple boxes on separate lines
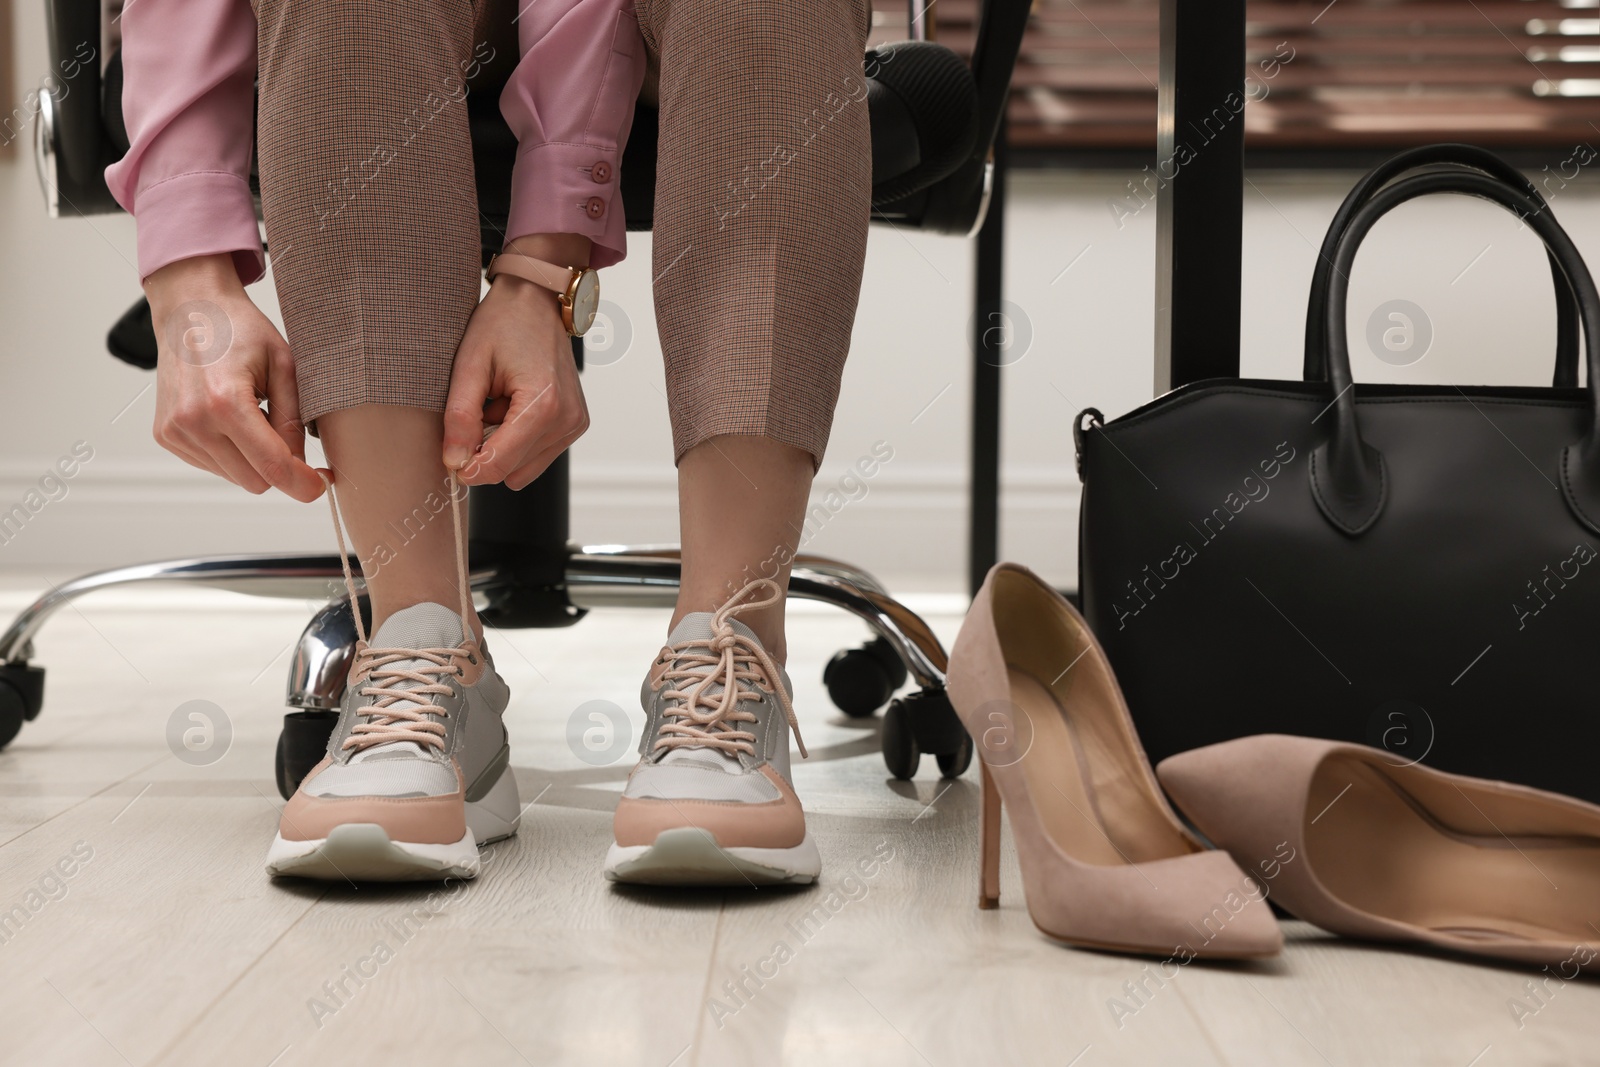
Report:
486,254,577,295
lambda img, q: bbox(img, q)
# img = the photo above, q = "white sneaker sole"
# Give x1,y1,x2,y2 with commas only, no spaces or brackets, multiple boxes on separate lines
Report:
604,827,820,886
265,763,521,882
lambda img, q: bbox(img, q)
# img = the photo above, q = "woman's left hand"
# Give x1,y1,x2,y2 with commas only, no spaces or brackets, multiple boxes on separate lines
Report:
442,254,591,491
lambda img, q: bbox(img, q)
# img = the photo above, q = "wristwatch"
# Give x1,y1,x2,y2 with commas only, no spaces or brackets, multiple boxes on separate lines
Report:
485,253,600,337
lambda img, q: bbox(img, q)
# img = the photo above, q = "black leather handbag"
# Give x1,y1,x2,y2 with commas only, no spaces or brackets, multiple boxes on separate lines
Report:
1076,145,1600,803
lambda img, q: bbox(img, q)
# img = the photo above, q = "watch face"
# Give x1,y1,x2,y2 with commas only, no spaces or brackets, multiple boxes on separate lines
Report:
570,270,600,335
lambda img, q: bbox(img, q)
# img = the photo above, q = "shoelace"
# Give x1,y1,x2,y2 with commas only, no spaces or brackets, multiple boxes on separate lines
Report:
320,468,477,755
654,578,807,760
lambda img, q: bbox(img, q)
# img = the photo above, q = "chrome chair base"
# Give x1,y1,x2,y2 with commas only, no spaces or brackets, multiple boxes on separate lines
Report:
0,544,968,782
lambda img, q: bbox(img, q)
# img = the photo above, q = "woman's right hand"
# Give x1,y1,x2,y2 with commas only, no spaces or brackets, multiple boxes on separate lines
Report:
145,254,325,502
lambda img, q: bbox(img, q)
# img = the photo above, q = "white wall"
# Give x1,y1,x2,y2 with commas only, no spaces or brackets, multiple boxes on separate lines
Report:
4,2,1599,592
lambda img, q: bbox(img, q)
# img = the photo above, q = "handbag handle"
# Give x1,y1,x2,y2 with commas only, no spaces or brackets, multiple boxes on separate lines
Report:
1314,169,1600,536
1303,144,1580,388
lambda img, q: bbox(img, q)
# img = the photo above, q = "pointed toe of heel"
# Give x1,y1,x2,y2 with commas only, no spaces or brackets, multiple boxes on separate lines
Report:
1017,849,1282,960
1123,850,1284,960
1169,851,1285,959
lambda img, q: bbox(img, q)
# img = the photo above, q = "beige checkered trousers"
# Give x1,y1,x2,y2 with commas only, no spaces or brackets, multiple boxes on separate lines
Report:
253,0,872,469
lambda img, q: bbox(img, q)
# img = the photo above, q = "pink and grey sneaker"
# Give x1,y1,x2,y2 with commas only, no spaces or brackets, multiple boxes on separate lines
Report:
605,579,818,886
265,470,520,881
264,602,520,881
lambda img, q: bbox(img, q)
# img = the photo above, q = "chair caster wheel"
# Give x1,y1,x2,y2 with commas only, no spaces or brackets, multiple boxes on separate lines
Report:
824,636,908,718
882,698,920,779
275,709,339,800
936,732,973,778
0,690,24,751
881,688,970,780
0,664,44,751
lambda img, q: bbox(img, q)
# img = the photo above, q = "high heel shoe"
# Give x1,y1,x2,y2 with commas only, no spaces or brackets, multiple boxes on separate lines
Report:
1158,735,1600,970
947,563,1282,959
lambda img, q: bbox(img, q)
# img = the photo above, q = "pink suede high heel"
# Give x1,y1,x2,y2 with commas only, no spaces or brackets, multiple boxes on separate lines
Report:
946,563,1282,959
1159,735,1600,971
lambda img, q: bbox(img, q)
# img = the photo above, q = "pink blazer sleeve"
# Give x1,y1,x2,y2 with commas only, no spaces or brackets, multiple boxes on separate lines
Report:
499,0,646,269
104,0,265,285
107,0,646,284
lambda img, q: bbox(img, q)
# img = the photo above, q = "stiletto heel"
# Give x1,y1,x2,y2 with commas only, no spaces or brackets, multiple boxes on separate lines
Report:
979,760,1001,910
946,562,1282,958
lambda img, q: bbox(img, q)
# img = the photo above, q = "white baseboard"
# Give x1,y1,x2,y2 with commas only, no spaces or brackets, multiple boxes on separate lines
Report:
0,460,1081,590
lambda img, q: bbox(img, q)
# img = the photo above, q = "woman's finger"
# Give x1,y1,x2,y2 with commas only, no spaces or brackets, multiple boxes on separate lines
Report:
192,428,272,494
161,427,228,480
504,447,562,491
455,377,558,486
481,395,512,427
265,347,311,464
223,400,324,502
503,421,588,491
442,342,492,472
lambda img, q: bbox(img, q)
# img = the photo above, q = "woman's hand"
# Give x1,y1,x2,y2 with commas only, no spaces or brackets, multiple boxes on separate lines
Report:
146,253,325,502
443,238,591,491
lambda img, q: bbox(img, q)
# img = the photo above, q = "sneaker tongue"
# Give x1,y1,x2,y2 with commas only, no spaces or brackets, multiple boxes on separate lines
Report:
666,611,758,647
656,613,776,771
370,601,467,649
352,602,468,764
665,613,792,692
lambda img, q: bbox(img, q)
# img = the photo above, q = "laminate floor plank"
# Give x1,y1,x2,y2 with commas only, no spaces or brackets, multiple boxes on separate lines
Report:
1172,920,1600,1067
0,591,1593,1066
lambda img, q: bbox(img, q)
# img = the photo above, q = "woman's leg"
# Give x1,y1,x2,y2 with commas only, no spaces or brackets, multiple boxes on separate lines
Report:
252,0,521,882
640,0,874,663
254,0,485,635
604,0,872,887
313,407,479,639
673,436,813,665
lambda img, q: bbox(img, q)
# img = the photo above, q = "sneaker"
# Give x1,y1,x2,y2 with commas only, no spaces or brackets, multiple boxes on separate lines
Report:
265,469,520,881
605,579,818,886
265,602,521,880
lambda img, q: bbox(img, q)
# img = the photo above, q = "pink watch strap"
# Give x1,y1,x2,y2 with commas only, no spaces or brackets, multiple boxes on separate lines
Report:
486,254,576,294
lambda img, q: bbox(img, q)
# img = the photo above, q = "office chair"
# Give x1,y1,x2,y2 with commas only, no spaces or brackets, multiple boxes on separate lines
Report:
4,0,1031,790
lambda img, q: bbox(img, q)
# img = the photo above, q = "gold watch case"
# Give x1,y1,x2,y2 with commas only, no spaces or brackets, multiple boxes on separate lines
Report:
563,268,601,337
485,254,600,337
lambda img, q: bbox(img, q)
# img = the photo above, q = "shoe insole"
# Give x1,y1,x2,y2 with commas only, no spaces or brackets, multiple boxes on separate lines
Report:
1009,667,1192,868
1307,757,1600,943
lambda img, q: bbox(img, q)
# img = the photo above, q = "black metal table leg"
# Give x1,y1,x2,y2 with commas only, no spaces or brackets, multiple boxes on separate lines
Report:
969,117,1008,597
1155,0,1246,392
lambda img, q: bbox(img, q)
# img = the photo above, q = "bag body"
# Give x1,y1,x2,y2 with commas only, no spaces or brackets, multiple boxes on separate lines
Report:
1077,145,1600,803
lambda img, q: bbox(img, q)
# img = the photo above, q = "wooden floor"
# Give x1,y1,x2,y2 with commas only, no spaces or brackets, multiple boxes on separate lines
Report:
0,586,1594,1067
